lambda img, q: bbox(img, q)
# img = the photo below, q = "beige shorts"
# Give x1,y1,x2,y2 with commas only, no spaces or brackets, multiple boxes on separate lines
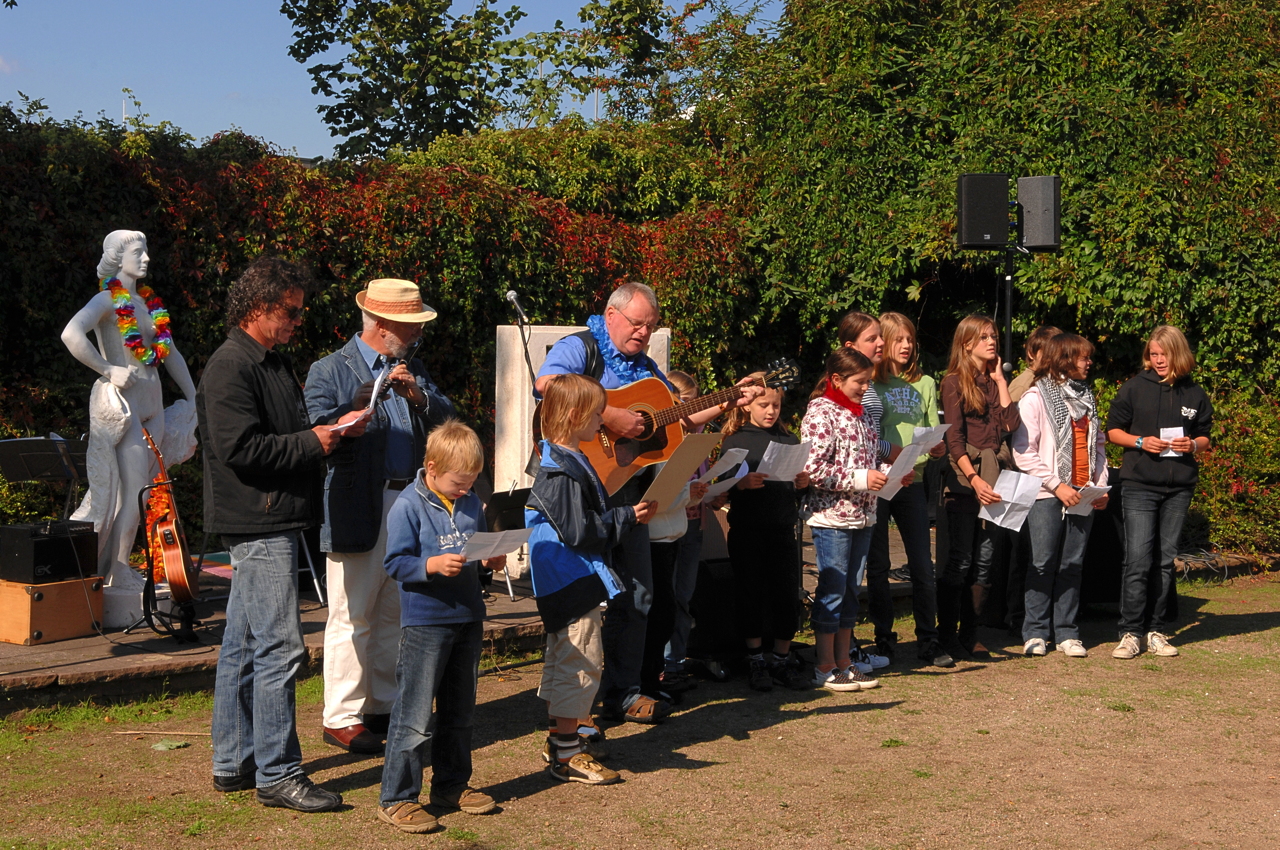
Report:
538,607,604,720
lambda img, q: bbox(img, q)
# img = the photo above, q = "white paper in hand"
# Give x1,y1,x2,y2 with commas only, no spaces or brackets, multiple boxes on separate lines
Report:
461,528,532,561
331,361,391,432
756,441,812,483
978,470,1043,531
700,461,749,503
910,423,951,452
698,447,748,484
1160,426,1185,457
1065,485,1111,516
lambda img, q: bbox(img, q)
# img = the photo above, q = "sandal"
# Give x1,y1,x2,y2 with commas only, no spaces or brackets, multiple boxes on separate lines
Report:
621,694,671,724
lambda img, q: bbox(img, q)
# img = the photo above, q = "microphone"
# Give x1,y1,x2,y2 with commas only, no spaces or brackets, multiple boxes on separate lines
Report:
505,290,530,324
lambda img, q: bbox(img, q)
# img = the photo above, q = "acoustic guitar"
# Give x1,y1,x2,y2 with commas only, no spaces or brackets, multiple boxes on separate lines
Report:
581,359,801,494
141,429,199,604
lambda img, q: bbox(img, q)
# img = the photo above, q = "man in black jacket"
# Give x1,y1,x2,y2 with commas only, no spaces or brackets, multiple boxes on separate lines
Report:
197,258,367,813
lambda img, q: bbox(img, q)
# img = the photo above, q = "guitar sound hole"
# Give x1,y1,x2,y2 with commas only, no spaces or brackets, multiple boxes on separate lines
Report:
635,411,656,441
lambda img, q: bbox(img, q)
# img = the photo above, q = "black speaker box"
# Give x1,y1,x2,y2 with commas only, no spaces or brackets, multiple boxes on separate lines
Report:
1018,175,1062,251
957,173,1011,248
0,522,97,584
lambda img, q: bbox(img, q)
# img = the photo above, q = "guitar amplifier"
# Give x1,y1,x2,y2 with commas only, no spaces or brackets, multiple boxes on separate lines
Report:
0,521,97,584
0,576,103,645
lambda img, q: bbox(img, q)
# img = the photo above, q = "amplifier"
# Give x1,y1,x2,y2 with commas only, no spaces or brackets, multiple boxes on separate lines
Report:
0,521,98,584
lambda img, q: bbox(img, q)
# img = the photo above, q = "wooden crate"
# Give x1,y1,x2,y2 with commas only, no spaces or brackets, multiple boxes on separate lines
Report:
0,576,103,646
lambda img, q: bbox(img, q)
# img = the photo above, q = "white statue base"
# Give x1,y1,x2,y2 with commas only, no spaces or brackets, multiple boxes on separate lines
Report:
103,585,146,629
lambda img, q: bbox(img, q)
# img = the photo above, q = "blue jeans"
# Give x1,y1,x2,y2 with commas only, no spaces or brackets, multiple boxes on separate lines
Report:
665,518,702,672
1023,498,1093,643
600,523,652,708
380,621,483,806
867,482,938,644
810,526,873,634
1118,487,1192,639
212,532,307,787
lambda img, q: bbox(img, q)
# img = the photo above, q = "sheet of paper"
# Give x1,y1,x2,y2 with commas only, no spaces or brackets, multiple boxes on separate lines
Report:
910,423,952,452
1066,485,1112,516
460,528,532,561
1160,426,1185,457
639,432,722,513
329,361,392,432
700,463,749,504
978,470,1044,531
878,425,952,500
698,447,749,484
756,440,812,483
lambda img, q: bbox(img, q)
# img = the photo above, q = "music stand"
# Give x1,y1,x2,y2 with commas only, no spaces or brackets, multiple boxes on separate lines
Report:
484,487,530,602
0,436,88,519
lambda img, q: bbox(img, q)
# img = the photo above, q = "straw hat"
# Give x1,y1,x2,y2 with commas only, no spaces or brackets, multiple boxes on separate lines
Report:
355,279,437,323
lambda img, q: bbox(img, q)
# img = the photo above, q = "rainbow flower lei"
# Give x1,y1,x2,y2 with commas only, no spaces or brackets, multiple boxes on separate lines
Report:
100,277,172,366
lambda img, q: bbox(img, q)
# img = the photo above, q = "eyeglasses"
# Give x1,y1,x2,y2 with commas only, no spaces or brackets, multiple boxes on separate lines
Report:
615,307,660,334
275,303,304,322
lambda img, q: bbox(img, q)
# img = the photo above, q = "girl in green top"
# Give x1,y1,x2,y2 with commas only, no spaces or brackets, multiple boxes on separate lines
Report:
866,312,953,668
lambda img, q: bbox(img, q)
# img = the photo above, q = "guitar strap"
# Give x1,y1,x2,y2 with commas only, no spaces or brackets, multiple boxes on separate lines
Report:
570,329,605,382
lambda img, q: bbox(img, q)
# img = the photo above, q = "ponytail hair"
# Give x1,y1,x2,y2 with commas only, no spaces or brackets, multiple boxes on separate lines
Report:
809,348,873,401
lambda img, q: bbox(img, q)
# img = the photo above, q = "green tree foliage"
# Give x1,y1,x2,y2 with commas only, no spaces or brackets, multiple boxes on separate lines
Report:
282,0,670,157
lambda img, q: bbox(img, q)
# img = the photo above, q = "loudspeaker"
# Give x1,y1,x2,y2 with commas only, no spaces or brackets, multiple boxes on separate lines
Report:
0,521,97,584
1018,175,1061,251
957,173,1010,248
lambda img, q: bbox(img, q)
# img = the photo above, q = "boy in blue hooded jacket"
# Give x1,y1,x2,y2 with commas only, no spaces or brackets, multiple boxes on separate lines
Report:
377,420,506,834
525,374,656,785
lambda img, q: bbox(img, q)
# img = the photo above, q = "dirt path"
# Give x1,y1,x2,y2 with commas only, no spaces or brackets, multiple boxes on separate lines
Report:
4,577,1280,849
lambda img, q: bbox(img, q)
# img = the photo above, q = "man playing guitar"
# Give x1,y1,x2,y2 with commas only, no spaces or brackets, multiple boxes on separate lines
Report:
534,282,761,724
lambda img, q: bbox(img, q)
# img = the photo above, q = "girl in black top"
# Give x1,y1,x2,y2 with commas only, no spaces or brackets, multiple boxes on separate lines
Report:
1105,325,1212,660
721,376,811,691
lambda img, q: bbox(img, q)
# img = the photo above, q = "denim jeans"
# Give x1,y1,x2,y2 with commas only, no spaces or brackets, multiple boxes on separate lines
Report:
1022,498,1094,643
1118,486,1192,639
810,526,873,634
665,518,702,672
599,522,652,708
212,532,307,787
867,482,938,644
380,620,483,806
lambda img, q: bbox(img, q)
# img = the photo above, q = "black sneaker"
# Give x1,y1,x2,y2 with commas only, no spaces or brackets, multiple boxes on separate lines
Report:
888,567,912,583
768,654,811,691
256,774,342,812
917,640,955,668
659,670,698,693
747,657,773,691
213,772,256,793
874,633,898,661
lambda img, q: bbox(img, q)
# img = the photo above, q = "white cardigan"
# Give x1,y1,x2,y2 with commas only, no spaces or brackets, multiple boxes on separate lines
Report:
1011,384,1109,499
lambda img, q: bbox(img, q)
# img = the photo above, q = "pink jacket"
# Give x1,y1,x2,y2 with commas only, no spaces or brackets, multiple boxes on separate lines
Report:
1012,385,1109,499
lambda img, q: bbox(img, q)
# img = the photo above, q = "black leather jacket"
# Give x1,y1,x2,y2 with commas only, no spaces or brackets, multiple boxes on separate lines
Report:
196,327,325,536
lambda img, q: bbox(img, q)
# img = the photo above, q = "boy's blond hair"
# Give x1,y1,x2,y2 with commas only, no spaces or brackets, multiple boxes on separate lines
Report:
540,373,607,445
424,419,484,474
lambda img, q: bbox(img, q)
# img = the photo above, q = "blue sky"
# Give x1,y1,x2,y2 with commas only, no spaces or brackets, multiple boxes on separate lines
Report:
1,1,779,158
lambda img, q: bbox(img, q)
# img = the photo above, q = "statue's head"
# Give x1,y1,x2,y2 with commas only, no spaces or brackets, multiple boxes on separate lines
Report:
97,230,148,281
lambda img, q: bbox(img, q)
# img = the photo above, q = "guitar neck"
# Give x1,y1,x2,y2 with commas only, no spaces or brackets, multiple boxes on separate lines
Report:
651,382,756,429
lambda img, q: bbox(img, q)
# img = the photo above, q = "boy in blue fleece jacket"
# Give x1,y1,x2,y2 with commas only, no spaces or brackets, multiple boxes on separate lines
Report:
377,421,506,834
525,374,656,785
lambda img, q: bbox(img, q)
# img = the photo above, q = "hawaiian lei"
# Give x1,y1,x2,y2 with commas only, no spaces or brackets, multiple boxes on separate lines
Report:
100,277,172,366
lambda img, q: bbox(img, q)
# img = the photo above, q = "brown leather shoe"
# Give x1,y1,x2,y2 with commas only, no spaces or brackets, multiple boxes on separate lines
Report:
323,723,384,755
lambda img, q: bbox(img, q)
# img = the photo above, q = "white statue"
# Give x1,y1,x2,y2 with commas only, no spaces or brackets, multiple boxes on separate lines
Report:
61,230,198,589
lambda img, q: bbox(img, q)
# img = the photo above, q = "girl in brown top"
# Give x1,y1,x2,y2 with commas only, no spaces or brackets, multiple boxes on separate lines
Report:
937,315,1021,659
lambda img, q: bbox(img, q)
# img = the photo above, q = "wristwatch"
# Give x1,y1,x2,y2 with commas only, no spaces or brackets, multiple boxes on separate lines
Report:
1135,436,1145,450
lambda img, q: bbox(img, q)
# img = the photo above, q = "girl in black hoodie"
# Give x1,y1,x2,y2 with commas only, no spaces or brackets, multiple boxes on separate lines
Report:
1105,325,1213,660
721,376,811,691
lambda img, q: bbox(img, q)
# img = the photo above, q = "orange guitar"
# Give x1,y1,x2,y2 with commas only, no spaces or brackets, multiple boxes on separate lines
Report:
141,429,199,604
580,359,800,494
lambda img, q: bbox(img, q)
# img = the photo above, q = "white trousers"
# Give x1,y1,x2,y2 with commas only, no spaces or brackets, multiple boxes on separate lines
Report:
321,488,402,729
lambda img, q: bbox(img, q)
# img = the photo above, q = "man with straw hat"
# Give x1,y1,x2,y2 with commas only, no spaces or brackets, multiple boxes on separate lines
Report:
305,278,456,754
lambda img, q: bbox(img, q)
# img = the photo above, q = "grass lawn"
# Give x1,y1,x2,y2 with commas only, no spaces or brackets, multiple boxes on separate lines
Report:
3,576,1279,849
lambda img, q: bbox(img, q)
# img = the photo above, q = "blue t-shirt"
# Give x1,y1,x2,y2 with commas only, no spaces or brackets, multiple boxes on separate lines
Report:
536,328,672,392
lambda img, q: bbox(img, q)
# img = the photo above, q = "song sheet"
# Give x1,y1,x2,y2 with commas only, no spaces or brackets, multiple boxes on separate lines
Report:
330,361,391,433
700,461,750,503
756,440,812,483
878,424,953,501
1160,426,1185,457
698,447,748,484
639,433,722,513
1065,485,1112,516
978,470,1044,531
461,528,533,561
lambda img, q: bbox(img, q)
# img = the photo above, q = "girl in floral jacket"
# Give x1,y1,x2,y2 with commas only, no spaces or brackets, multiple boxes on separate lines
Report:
801,348,888,692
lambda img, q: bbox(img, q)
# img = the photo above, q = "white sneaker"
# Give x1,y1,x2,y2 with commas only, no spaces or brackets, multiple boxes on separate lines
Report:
1056,639,1088,658
852,647,891,670
812,667,863,692
1146,631,1179,657
1023,638,1047,656
1112,633,1143,659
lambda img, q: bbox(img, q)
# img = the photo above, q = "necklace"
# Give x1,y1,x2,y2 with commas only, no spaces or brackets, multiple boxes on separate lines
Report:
101,277,172,366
